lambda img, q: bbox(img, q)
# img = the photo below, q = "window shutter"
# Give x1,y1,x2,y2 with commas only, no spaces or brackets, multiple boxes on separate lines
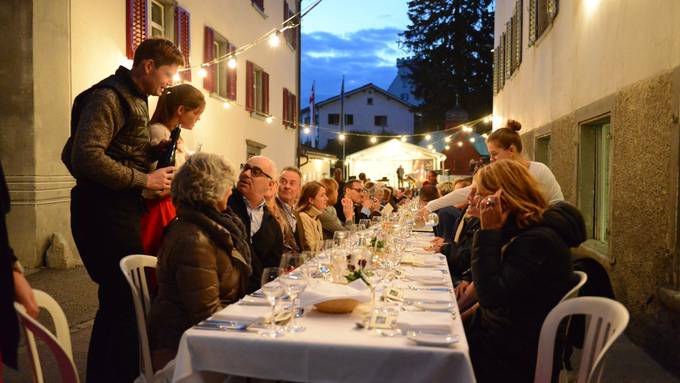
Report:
515,0,523,67
175,7,191,81
507,20,514,75
227,44,237,101
529,0,537,46
246,61,254,112
252,0,264,12
283,88,289,126
262,71,270,115
499,40,505,89
126,0,148,59
492,48,498,94
291,93,297,128
203,27,215,92
548,0,558,22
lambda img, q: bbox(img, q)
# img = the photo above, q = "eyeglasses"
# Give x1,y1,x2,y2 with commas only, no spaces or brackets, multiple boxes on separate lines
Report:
350,187,364,193
240,163,273,180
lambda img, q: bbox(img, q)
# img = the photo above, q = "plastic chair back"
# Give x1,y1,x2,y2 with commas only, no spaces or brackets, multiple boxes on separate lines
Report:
560,271,588,303
15,289,78,383
533,296,629,383
120,254,157,382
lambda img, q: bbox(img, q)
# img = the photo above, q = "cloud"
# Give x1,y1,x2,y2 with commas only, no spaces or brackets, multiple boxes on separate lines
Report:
301,27,408,106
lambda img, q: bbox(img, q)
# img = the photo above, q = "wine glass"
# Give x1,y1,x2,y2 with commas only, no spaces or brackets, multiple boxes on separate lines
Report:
280,252,304,274
333,230,349,247
299,251,317,281
279,273,308,332
259,267,285,338
364,265,386,311
317,250,331,281
358,218,371,228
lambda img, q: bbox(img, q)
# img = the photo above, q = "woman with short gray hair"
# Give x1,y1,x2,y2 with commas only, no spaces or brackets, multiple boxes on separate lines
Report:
148,152,252,372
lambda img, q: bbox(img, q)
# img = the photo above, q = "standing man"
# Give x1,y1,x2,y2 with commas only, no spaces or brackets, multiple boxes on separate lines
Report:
396,165,405,187
62,39,183,383
276,167,302,252
228,156,284,292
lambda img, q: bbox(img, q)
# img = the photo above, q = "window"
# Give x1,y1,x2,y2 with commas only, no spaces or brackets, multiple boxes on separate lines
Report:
374,115,387,127
535,134,551,168
367,97,374,105
328,114,340,125
578,117,611,248
205,29,236,100
529,0,558,46
283,1,297,50
246,139,266,159
251,0,264,12
150,1,165,37
304,116,310,124
282,88,297,128
345,114,354,125
246,61,269,115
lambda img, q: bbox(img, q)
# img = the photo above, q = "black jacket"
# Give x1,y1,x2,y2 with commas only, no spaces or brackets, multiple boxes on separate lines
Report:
0,163,19,369
467,202,585,383
227,188,284,293
447,208,480,281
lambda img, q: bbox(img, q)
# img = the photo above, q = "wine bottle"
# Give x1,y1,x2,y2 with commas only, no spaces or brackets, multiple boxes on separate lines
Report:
157,125,181,168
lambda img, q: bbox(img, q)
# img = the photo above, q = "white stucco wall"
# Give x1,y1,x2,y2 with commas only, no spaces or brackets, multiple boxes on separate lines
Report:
70,0,299,170
303,86,414,148
493,0,680,131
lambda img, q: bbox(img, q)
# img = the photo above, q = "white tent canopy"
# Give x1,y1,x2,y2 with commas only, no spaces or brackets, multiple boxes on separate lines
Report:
346,139,446,187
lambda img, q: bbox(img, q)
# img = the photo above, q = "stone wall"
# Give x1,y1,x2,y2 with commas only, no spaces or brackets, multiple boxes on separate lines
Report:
525,69,680,373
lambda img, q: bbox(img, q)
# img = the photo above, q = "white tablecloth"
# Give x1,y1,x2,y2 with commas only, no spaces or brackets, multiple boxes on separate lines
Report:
172,233,476,383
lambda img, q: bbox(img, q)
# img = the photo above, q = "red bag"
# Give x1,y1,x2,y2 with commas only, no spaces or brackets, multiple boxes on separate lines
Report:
140,195,176,256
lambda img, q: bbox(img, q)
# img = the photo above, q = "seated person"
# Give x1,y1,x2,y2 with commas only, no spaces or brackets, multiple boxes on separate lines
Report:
318,178,354,239
147,153,251,371
465,159,584,383
296,181,328,251
419,185,460,248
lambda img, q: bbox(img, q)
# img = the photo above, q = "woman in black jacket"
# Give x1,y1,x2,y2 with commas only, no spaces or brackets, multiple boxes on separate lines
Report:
465,159,586,383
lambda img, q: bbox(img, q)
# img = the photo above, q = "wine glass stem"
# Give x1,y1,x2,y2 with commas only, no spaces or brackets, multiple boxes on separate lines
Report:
371,287,376,309
290,294,298,327
270,299,277,333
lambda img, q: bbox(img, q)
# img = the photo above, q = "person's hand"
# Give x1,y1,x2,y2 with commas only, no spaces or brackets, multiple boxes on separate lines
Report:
370,198,381,212
455,280,470,300
417,206,430,220
14,271,39,319
466,186,480,218
341,197,354,221
146,166,175,191
361,193,372,209
425,236,445,252
479,189,508,230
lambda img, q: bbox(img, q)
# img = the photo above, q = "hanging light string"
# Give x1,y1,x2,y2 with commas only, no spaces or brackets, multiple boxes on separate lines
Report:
177,0,323,74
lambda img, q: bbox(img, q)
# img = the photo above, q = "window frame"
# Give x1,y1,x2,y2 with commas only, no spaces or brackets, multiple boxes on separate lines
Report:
367,97,374,106
328,113,340,125
534,133,551,168
344,114,354,126
374,115,387,127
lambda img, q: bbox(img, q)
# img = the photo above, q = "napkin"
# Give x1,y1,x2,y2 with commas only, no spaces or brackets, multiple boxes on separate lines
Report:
403,291,453,304
401,253,445,267
211,304,272,323
238,295,269,306
401,267,445,280
299,279,371,307
396,311,453,333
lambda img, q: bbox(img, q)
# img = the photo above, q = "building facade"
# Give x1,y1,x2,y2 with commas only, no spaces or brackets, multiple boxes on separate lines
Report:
300,83,415,150
1,0,300,267
493,0,680,372
387,58,424,106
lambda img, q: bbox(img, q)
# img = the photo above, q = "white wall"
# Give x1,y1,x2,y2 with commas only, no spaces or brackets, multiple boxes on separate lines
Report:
70,0,299,170
493,0,680,131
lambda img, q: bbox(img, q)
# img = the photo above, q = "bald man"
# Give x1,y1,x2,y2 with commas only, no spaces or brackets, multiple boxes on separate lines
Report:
228,156,284,292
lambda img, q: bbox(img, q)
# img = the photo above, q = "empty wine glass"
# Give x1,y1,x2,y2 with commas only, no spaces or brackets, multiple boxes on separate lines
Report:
280,252,304,274
259,267,285,338
279,273,308,332
358,218,371,228
333,230,349,247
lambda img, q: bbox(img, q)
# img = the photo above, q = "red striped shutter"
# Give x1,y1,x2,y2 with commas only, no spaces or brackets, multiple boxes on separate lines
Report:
203,27,215,92
262,71,269,115
126,0,148,59
245,61,254,112
227,43,237,101
283,88,289,126
175,7,191,81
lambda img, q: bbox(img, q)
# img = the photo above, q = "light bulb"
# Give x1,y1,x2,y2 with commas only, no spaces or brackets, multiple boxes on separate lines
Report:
265,116,273,124
303,127,310,134
431,148,436,153
172,73,181,82
457,141,463,147
400,136,407,142
484,116,492,123
198,68,208,78
425,134,432,140
469,137,476,143
482,133,489,139
223,102,231,109
269,32,281,47
338,133,346,141
370,136,377,143
445,145,450,150
445,136,451,143
427,144,433,149
227,57,237,69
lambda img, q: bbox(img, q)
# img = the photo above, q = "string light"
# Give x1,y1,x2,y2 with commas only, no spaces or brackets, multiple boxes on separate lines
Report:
427,144,433,149
370,136,377,143
445,136,451,143
338,133,346,141
425,134,432,140
445,145,450,150
303,127,310,134
431,148,436,153
482,133,489,139
265,116,273,124
172,73,181,82
484,116,492,123
457,141,463,147
198,68,208,78
268,31,281,47
400,136,407,142
469,137,476,143
223,102,231,109
227,56,237,69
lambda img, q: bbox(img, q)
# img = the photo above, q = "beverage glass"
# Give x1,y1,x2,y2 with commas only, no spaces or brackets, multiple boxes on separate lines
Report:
259,267,285,338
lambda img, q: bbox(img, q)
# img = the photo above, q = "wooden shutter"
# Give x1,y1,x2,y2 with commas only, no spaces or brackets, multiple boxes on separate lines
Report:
262,71,270,115
548,0,558,21
499,39,505,88
175,7,191,81
203,27,215,92
227,43,237,100
515,0,523,68
492,48,498,94
283,88,290,126
246,61,254,112
126,0,147,59
529,0,537,46
290,92,297,128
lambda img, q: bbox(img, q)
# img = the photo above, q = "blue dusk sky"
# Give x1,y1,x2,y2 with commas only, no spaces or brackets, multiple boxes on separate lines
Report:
300,0,410,107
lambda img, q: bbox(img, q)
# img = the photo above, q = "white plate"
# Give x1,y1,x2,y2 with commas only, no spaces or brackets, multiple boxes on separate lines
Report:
413,301,454,311
407,331,459,347
411,276,447,286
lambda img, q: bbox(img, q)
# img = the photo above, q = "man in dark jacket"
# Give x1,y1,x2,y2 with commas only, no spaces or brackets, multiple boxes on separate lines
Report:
228,156,284,293
336,179,378,224
62,39,183,383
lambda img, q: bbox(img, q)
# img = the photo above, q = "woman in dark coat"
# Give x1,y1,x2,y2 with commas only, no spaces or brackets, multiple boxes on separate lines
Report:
147,153,252,372
465,159,585,383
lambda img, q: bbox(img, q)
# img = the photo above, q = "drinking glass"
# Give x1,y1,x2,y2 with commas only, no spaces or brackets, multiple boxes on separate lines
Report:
317,250,331,281
279,273,308,332
259,267,285,338
364,266,385,310
333,230,349,247
358,218,371,228
280,252,304,274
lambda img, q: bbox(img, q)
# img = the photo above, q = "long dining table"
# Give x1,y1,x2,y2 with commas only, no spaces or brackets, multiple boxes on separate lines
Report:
172,231,476,383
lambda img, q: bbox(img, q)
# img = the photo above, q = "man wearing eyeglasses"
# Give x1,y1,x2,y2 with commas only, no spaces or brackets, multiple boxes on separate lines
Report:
339,179,378,224
228,156,284,293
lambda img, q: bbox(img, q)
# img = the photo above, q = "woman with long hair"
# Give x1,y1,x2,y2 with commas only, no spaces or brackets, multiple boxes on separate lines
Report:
296,181,328,251
465,159,585,382
317,178,354,239
421,120,563,215
141,84,206,255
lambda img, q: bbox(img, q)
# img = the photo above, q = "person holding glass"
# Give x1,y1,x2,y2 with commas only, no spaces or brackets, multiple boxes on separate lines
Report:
465,159,583,383
147,153,251,372
295,181,328,251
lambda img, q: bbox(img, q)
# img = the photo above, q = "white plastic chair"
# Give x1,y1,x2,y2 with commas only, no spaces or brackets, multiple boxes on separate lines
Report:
560,271,588,303
120,254,158,383
14,289,79,383
533,297,629,383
